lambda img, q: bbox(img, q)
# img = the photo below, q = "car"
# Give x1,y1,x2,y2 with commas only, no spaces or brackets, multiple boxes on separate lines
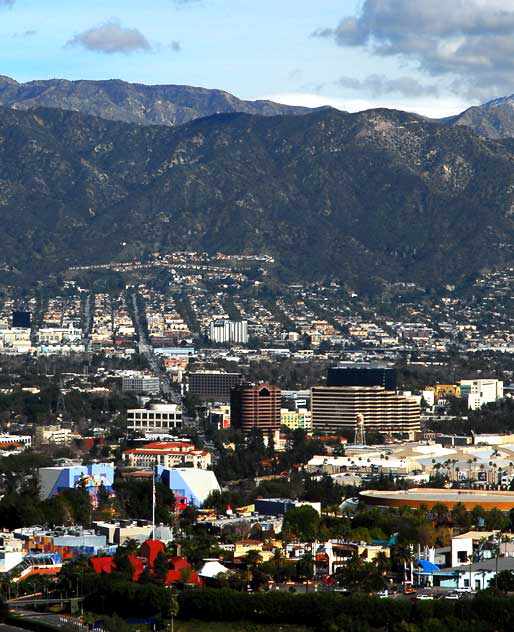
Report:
377,591,389,599
416,594,434,600
403,588,416,595
444,593,460,600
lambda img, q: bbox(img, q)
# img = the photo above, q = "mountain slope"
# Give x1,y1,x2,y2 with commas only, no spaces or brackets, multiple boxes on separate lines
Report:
0,76,311,127
450,96,514,139
1,105,514,290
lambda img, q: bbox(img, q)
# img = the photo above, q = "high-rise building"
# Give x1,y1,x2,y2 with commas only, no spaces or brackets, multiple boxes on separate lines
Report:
311,386,420,438
209,320,248,344
231,383,281,433
189,370,242,402
327,365,397,390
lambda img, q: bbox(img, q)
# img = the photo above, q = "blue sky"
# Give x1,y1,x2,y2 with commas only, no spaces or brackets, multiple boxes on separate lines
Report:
2,1,514,118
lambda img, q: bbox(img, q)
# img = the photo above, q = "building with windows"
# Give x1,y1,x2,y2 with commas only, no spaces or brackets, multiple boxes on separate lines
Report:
311,385,420,438
189,370,242,402
35,425,78,446
327,365,397,390
280,408,312,431
209,320,248,344
127,403,182,434
122,374,160,395
460,379,503,410
122,441,211,469
231,383,281,433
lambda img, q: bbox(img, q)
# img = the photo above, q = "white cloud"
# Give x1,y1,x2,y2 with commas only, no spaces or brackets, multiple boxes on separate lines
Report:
67,20,151,55
263,92,474,120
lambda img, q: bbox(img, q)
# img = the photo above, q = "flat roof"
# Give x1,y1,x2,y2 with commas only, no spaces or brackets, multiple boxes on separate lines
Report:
360,488,514,510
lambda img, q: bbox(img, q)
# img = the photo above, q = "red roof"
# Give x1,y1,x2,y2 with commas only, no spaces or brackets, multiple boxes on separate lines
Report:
90,557,115,575
165,568,202,586
169,556,191,571
140,540,165,567
128,554,145,581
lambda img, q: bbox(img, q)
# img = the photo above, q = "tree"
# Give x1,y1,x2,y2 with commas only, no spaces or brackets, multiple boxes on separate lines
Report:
431,503,450,525
282,506,320,542
295,553,314,591
245,549,263,568
451,502,472,531
485,508,509,531
168,590,179,632
154,551,169,583
373,551,391,575
494,569,514,593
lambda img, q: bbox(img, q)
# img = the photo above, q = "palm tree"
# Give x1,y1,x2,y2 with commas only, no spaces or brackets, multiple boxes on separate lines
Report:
373,551,391,575
392,544,413,585
245,549,263,568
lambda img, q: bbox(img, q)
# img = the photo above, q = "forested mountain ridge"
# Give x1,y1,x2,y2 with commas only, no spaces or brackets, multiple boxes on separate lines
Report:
1,104,514,291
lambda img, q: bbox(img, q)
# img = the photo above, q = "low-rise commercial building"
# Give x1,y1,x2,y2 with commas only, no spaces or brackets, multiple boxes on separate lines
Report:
123,441,211,469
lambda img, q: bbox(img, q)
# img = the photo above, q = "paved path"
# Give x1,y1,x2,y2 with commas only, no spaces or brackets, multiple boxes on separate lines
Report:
0,625,31,631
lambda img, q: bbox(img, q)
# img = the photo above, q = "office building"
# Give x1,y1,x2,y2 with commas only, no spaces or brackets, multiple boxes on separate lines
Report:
127,403,182,434
189,370,242,402
311,386,420,438
327,365,397,390
231,383,281,433
209,320,248,344
122,375,160,395
460,379,503,410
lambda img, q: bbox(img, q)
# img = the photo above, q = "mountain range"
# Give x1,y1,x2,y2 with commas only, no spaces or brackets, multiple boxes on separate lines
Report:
2,102,514,292
0,76,309,127
5,76,514,141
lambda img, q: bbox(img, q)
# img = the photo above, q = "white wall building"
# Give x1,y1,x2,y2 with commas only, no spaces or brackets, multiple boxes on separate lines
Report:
127,403,182,434
460,379,503,409
209,320,248,344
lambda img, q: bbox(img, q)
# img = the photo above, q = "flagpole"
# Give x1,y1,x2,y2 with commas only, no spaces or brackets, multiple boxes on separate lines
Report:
152,463,156,540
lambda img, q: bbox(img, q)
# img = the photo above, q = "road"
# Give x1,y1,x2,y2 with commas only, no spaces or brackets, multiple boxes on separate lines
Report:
83,293,93,342
130,292,180,403
9,610,85,631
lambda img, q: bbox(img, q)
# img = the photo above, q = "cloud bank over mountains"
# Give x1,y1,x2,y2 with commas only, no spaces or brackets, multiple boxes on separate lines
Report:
316,0,514,100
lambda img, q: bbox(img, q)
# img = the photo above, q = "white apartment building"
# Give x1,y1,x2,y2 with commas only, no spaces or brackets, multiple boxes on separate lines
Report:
460,379,503,410
209,319,248,344
127,403,182,434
